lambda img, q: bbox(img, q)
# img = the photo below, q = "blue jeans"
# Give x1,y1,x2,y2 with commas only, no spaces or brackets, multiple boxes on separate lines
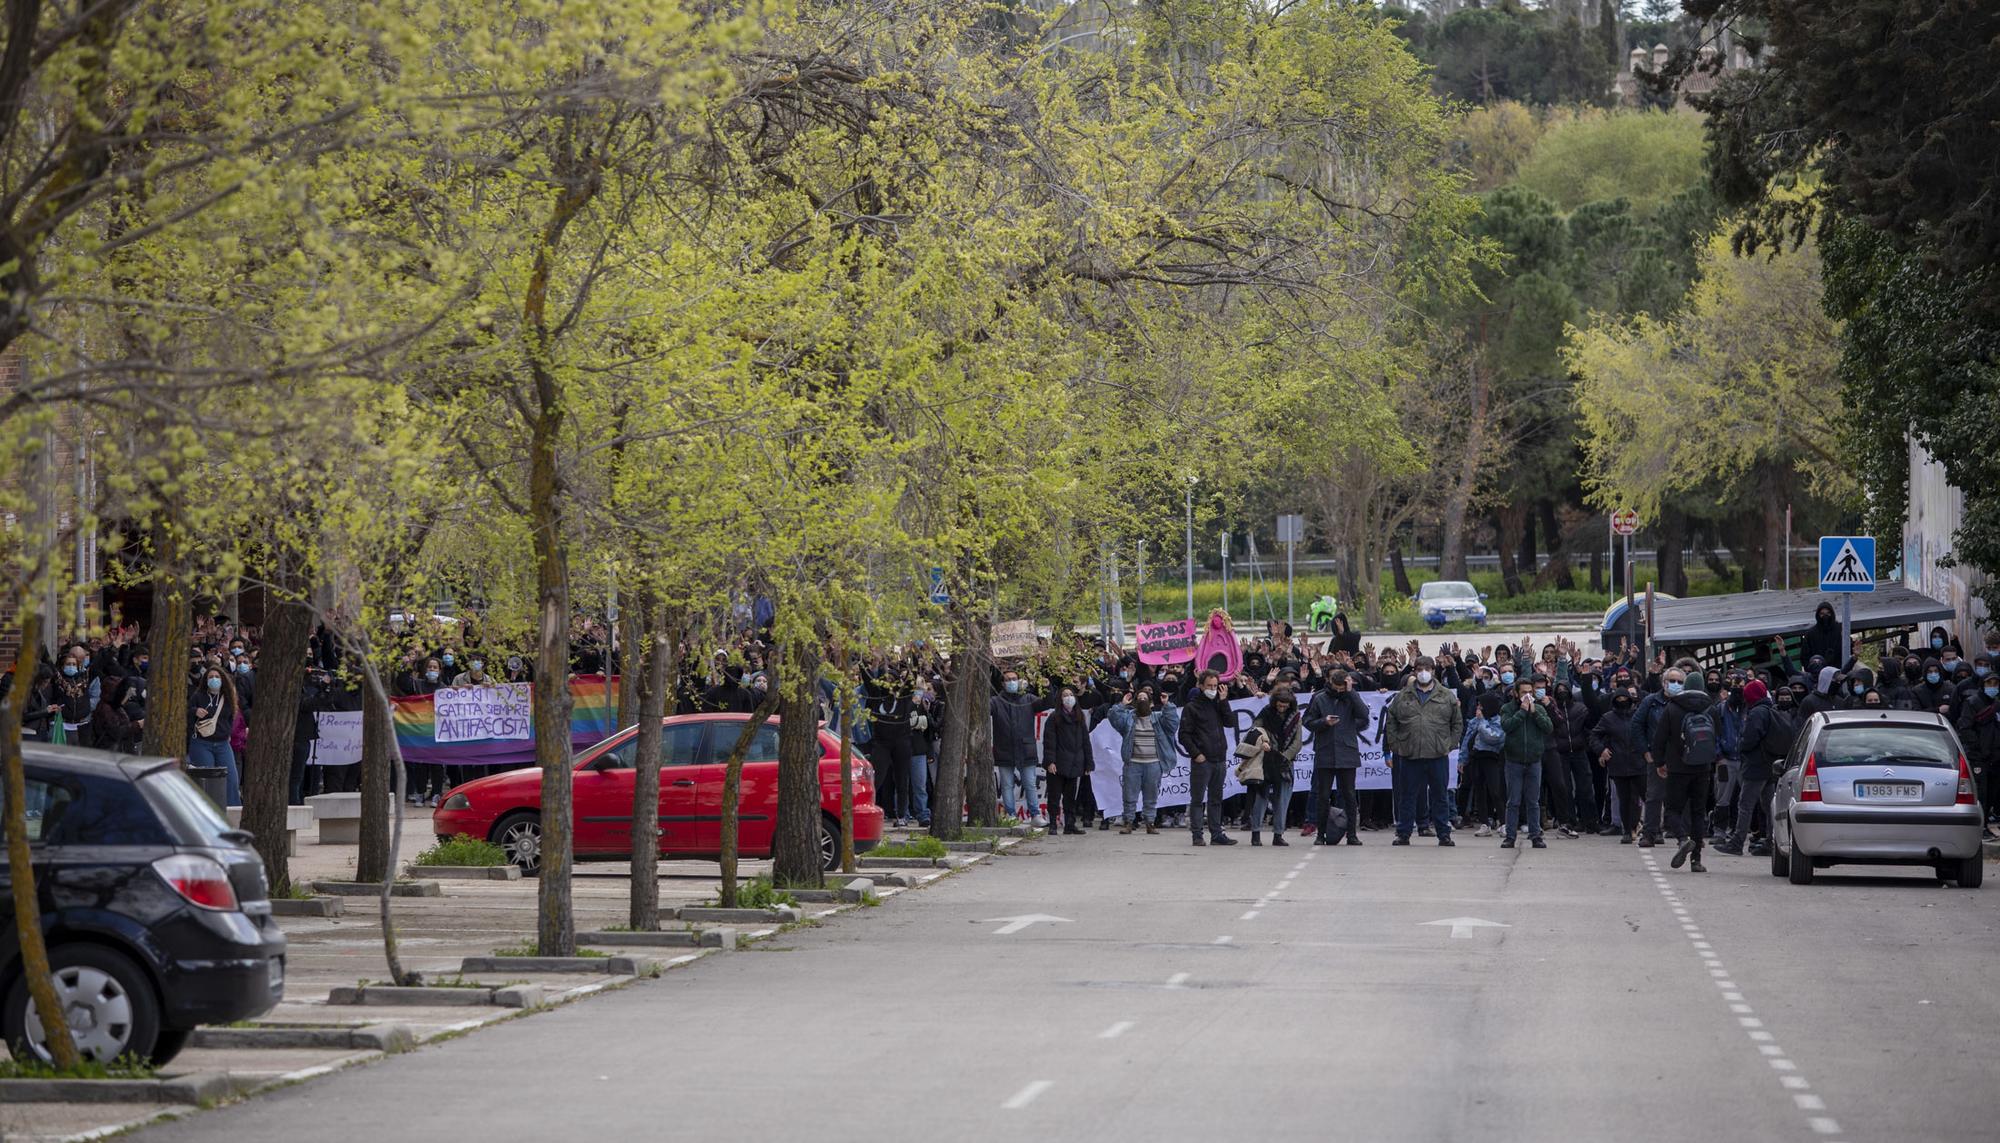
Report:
187,737,240,806
1504,760,1543,841
1249,777,1294,836
999,764,1040,820
908,754,931,824
1122,760,1163,822
1394,757,1451,839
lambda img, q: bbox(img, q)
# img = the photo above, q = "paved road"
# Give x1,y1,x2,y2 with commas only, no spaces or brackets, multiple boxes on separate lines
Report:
134,831,1997,1143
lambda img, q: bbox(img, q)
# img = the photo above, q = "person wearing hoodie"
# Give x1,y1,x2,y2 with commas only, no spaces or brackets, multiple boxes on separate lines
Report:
1039,685,1095,835
1499,678,1553,849
1590,684,1648,842
1912,659,1956,717
1956,675,2000,835
1801,601,1845,666
1552,681,1598,834
991,667,1056,826
1177,669,1238,846
1651,668,1718,873
1306,670,1367,845
1800,665,1841,719
1717,680,1787,855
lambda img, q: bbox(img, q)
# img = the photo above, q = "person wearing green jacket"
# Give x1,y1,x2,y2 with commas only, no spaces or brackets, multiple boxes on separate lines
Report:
1500,677,1553,849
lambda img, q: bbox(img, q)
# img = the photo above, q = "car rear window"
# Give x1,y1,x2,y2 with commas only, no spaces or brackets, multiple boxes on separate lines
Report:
139,767,238,844
1815,725,1959,768
13,767,173,846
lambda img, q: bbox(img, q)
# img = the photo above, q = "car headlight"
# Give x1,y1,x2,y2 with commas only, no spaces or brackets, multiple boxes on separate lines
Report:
440,793,471,811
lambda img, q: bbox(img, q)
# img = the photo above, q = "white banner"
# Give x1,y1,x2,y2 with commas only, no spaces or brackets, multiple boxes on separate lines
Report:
433,683,533,743
1085,691,1460,813
312,711,364,766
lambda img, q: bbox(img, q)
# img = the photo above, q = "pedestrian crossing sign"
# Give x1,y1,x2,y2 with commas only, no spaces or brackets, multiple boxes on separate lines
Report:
1818,536,1875,593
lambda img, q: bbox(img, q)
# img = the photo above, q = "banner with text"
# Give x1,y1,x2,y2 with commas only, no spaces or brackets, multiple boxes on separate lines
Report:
388,675,619,768
1133,619,1198,665
1084,690,1459,815
310,711,364,766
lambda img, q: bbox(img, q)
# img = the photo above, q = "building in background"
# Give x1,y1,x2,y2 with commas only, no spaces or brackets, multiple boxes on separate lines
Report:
1905,441,1991,647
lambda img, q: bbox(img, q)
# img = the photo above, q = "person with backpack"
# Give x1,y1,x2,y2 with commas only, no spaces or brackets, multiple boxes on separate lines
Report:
1460,691,1507,837
1717,679,1790,856
1499,678,1553,848
1651,668,1718,873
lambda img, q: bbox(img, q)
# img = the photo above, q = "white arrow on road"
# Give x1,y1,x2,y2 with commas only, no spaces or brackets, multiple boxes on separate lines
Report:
979,914,1073,936
1422,917,1510,939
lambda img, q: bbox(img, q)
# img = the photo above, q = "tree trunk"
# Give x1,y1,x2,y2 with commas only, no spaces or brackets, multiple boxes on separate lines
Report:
241,581,312,894
717,684,782,908
356,660,414,986
772,642,824,889
141,525,190,759
1390,540,1413,597
1656,505,1688,597
935,612,991,837
627,606,671,931
4,605,80,1067
356,674,394,884
1439,359,1488,582
1495,506,1525,597
1518,502,1540,581
616,603,642,730
1539,500,1575,590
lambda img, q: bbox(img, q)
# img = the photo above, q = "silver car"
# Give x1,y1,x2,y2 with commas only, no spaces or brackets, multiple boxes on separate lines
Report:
1770,710,1984,887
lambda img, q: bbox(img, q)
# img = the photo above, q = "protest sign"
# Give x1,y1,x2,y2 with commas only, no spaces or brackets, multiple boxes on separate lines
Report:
434,683,533,744
311,711,364,766
1134,619,1198,665
990,619,1038,659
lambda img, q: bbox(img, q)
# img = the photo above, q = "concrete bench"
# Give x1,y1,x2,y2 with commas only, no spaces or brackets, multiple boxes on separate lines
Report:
305,792,363,844
225,805,316,856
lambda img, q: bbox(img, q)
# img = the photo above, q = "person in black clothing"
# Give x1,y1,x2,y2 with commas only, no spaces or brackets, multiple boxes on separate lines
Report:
1327,614,1361,657
290,667,331,806
1177,669,1237,846
863,663,917,826
1040,686,1095,835
1801,602,1844,666
701,663,756,714
1913,659,1956,717
1590,685,1647,842
1651,669,1717,874
1717,679,1785,855
1306,670,1366,845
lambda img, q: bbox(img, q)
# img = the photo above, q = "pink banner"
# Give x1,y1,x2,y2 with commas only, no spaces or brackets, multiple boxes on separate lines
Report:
1135,619,1198,665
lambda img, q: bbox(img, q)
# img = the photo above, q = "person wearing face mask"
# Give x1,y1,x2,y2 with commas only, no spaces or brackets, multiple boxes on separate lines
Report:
1384,657,1462,847
1629,661,1683,847
1802,601,1844,666
862,662,919,827
1550,681,1595,837
991,668,1054,826
53,649,98,747
1590,685,1646,841
1927,626,1962,659
1651,668,1718,873
1497,679,1552,849
189,665,243,805
1108,685,1179,834
1039,686,1095,835
1306,670,1367,845
1177,669,1237,846
1912,658,1956,717
906,680,937,830
1956,674,2000,836
1246,686,1303,846
1714,679,1786,856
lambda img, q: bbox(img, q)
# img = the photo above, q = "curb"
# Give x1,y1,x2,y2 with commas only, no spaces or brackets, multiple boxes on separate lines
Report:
189,1023,415,1052
0,1071,238,1105
403,864,521,880
577,929,699,947
458,955,651,975
270,896,345,917
311,880,443,897
327,983,544,1008
677,905,803,923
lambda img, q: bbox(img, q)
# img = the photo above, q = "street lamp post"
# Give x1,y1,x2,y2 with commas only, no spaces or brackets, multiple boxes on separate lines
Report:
1184,476,1198,619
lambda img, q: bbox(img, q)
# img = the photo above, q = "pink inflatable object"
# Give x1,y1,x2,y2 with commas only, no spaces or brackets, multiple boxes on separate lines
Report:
1194,610,1241,680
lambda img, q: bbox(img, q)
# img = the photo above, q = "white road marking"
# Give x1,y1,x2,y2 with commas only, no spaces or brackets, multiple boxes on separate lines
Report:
980,914,1074,936
1165,972,1190,989
1003,1080,1053,1109
1291,863,1308,872
1807,1117,1841,1135
1739,1017,1764,1028
1794,1094,1826,1111
1421,917,1510,939
1770,1059,1797,1072
1099,1021,1134,1040
1730,1004,1753,1013
1780,1076,1809,1090
1240,910,1261,920
1759,1045,1784,1056
1213,935,1234,944
1750,1031,1774,1042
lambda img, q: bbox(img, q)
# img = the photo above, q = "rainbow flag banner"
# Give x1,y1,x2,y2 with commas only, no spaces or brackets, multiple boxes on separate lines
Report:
392,675,621,768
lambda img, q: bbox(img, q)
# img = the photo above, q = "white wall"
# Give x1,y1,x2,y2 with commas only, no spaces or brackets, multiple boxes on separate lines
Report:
1905,438,1990,644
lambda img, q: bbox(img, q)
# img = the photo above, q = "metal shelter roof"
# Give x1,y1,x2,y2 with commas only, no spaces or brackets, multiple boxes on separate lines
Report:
1645,584,1956,649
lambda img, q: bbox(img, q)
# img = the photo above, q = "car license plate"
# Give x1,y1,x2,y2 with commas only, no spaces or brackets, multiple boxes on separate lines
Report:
1855,782,1921,800
268,956,285,994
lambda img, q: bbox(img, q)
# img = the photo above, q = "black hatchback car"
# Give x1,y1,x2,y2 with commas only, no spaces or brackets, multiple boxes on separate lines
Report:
1,744,286,1065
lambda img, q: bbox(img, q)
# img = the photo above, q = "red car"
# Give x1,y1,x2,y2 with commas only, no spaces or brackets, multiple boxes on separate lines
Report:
431,714,883,874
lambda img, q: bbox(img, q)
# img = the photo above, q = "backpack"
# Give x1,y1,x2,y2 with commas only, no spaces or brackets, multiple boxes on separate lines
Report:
1679,706,1718,766
1472,715,1506,753
1762,708,1798,761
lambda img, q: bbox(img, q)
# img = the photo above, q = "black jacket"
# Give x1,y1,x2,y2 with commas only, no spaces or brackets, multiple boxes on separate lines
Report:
1305,689,1366,770
1039,704,1094,777
1177,687,1233,764
1735,697,1780,782
1589,706,1647,779
1801,614,1844,665
1651,689,1717,773
989,690,1052,767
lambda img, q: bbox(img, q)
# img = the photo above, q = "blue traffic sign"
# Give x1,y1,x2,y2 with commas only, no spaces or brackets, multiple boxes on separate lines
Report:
926,566,950,605
1818,536,1875,593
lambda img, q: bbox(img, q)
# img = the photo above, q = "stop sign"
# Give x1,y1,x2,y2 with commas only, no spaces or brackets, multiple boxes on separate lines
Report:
1611,508,1639,536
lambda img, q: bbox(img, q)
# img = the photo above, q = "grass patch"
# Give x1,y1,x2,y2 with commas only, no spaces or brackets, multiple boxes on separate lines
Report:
411,833,508,867
726,875,798,910
0,1055,157,1080
491,940,609,958
867,835,948,859
859,891,882,907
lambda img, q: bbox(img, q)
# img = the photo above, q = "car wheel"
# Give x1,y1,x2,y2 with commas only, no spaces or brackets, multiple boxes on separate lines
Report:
2,945,162,1064
820,813,846,871
493,812,543,876
1787,844,1814,885
1769,836,1790,878
149,1028,190,1067
1955,855,1984,889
